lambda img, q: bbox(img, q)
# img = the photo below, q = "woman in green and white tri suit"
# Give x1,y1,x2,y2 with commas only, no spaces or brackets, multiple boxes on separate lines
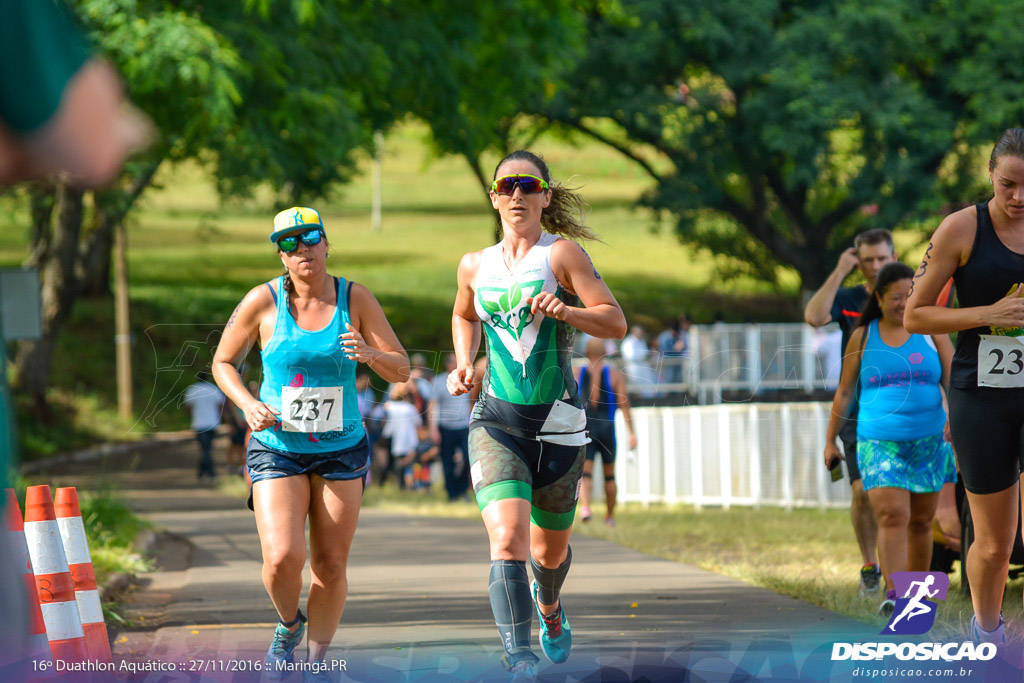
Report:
448,151,626,679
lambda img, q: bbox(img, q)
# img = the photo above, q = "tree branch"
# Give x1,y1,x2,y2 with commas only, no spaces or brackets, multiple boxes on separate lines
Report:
546,116,665,183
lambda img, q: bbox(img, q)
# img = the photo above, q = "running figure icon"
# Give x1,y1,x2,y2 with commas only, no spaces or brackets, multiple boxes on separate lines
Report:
888,575,939,632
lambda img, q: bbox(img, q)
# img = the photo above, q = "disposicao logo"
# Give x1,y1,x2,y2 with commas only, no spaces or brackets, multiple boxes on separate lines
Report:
884,571,947,635
831,572,997,663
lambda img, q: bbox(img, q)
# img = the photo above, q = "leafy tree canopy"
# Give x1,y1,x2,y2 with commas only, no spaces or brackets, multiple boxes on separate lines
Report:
537,0,1024,288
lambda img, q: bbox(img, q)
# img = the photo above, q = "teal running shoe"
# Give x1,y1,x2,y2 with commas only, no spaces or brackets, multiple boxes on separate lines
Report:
265,610,306,679
531,580,572,664
500,651,538,683
302,666,334,683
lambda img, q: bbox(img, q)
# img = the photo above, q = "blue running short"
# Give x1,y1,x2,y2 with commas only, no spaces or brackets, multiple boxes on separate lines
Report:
856,432,956,493
246,436,369,510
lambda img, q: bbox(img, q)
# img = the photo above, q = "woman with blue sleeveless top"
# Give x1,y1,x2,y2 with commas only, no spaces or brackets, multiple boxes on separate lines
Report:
825,263,955,617
906,128,1024,646
447,151,626,681
212,207,409,679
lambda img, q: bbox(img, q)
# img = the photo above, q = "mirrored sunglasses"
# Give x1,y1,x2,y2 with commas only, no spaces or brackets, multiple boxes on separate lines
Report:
491,174,550,195
277,228,324,253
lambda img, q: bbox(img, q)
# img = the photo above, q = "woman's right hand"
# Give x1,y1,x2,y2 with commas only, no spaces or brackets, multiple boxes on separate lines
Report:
447,365,475,396
244,400,281,432
986,283,1024,328
824,442,843,471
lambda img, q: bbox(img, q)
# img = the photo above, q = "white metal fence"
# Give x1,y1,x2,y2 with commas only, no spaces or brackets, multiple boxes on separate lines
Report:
601,402,852,510
608,322,842,404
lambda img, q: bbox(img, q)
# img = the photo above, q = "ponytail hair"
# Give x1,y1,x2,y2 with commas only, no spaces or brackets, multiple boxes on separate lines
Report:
493,150,599,242
857,262,915,328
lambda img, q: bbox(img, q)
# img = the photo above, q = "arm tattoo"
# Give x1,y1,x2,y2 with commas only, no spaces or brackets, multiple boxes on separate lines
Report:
226,304,241,329
580,246,602,280
909,241,933,298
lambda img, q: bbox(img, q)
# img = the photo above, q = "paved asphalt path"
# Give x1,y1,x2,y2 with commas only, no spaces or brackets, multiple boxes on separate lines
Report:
28,440,901,683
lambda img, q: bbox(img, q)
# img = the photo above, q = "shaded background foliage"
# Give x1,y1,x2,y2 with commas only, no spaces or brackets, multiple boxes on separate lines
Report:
534,0,1024,288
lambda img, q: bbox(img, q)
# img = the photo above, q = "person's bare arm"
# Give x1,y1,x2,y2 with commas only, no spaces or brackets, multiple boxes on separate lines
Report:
544,240,626,339
449,251,482,396
825,326,865,468
212,286,280,431
906,207,1024,334
804,248,859,327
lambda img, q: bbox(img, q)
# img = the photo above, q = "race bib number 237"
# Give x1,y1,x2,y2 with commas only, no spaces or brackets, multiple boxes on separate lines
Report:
280,386,344,432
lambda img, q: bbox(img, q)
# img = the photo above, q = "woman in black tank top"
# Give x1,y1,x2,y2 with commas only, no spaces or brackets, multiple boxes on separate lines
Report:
904,129,1024,646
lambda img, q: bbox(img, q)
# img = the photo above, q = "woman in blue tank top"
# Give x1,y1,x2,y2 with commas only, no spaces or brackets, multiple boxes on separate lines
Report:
212,206,409,675
825,263,955,617
905,129,1024,645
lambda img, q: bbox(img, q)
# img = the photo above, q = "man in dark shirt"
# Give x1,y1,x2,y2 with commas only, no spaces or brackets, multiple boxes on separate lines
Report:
804,228,896,598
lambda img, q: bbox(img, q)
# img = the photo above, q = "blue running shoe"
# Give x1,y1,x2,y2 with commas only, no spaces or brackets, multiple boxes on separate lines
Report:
302,665,334,683
970,614,1006,646
265,610,306,679
531,580,572,664
500,651,538,683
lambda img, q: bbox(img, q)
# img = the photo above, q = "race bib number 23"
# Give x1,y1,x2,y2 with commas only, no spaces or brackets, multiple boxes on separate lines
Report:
978,335,1024,388
280,386,344,432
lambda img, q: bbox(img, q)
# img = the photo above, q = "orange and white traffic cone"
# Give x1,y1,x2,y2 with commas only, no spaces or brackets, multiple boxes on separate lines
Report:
4,489,52,668
54,487,112,663
23,485,88,663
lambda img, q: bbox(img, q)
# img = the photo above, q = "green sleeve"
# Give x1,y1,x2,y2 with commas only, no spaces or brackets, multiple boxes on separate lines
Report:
0,0,91,133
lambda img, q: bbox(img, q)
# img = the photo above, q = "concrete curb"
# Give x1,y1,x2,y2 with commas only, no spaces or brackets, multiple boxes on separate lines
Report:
21,435,208,602
101,529,160,603
20,429,230,474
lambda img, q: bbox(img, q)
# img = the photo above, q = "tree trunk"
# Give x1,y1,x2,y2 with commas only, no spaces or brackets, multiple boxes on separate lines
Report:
14,161,162,414
14,183,85,415
75,209,115,298
24,184,56,269
463,153,501,243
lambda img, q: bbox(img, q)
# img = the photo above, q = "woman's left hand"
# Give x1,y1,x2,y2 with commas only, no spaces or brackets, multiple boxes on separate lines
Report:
340,322,379,364
527,291,570,322
943,419,952,443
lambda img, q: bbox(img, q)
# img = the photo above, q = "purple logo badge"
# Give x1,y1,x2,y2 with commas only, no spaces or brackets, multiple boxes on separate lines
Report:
909,352,924,365
882,572,949,635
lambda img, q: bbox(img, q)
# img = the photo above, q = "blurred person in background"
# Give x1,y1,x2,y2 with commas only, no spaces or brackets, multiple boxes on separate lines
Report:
577,337,637,527
381,382,422,489
621,324,658,399
430,352,472,501
183,371,226,480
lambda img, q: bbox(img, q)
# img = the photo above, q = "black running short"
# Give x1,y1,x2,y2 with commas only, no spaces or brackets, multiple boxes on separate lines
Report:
948,386,1024,494
838,415,862,484
585,425,616,465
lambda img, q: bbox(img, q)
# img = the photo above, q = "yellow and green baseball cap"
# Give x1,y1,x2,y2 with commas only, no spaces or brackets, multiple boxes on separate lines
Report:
270,207,324,243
